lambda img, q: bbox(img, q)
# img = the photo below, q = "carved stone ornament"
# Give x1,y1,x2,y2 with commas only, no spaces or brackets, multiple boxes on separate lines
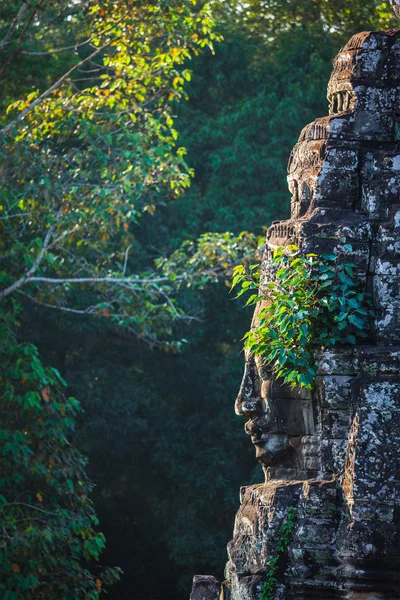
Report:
190,7,400,600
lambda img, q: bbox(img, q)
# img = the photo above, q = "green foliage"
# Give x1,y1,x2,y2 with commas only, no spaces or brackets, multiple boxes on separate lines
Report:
0,0,221,348
21,293,258,597
233,245,372,389
0,324,120,599
163,2,393,243
0,1,395,599
165,25,333,239
221,0,394,37
0,1,82,117
158,231,261,288
259,506,297,600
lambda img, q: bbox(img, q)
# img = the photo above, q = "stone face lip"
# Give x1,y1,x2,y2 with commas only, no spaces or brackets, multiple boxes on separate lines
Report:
189,575,220,600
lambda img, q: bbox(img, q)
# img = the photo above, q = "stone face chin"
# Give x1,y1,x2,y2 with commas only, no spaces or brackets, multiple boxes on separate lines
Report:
190,22,400,600
253,433,292,463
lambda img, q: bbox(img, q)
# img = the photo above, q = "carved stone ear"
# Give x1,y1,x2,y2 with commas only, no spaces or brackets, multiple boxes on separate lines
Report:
390,0,400,17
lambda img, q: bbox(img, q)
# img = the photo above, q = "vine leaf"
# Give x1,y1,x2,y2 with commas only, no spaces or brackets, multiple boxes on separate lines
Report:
232,245,373,389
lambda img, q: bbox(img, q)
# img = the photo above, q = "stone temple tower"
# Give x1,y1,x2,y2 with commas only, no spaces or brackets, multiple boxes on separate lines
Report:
190,7,400,600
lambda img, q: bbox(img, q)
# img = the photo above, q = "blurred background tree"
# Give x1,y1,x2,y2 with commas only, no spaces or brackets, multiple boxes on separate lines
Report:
0,1,394,598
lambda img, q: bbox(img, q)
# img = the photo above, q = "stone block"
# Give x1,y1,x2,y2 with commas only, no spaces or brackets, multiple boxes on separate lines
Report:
357,47,390,80
294,522,337,545
374,307,400,343
361,174,400,218
271,398,316,436
315,350,357,376
351,500,395,523
358,348,400,375
297,484,339,519
328,112,395,142
236,575,264,600
322,147,359,171
316,375,355,409
321,409,354,439
320,438,348,473
190,576,220,600
333,219,372,242
375,222,400,243
303,238,370,272
361,380,400,411
269,380,312,400
315,167,359,208
337,520,400,567
362,149,400,174
295,546,339,569
353,86,397,113
372,274,400,307
371,256,400,276
390,38,400,82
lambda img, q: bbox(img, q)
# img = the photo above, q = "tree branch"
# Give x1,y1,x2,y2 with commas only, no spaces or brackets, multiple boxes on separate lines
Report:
0,0,31,50
0,41,113,135
26,275,182,285
151,282,199,322
1,502,58,516
0,0,45,80
122,245,133,276
20,40,91,56
0,216,59,300
17,290,96,315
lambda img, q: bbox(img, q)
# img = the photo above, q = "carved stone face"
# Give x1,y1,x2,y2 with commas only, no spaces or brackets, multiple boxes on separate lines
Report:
223,21,400,600
235,352,316,479
236,27,400,484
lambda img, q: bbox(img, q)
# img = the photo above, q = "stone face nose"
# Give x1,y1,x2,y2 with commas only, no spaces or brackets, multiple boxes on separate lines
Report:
235,396,261,417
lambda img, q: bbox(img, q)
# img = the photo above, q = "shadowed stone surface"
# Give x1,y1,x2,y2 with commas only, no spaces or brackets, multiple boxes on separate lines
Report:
190,7,400,600
189,575,220,600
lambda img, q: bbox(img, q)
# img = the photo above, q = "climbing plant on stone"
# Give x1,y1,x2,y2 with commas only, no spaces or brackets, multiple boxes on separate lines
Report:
232,244,373,389
258,506,297,600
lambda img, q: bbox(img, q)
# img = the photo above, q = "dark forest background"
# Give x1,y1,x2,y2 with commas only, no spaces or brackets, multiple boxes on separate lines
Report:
1,1,395,598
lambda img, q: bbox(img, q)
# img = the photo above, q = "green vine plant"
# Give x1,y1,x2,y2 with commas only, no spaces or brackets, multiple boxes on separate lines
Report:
259,506,297,600
232,244,373,389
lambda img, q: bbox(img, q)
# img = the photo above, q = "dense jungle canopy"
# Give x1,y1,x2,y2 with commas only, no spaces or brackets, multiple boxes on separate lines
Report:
0,1,395,598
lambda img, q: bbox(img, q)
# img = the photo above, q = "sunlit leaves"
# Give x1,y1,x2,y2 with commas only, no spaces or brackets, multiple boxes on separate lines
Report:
158,231,260,288
0,1,222,347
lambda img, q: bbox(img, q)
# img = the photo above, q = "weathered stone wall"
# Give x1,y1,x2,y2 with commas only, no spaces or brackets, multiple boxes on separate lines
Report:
222,349,400,599
190,17,400,600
